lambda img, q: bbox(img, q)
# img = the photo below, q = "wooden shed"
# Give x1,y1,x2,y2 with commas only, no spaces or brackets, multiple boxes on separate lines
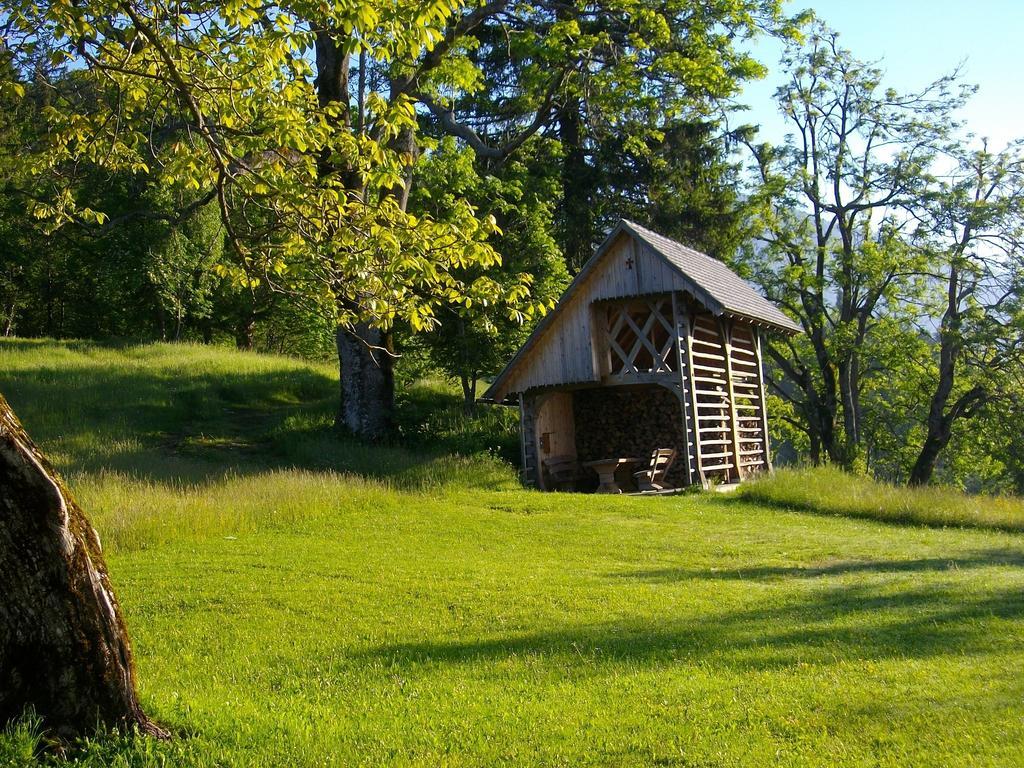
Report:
480,220,801,492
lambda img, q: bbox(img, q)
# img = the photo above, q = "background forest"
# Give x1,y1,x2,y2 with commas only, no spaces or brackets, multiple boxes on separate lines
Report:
2,1,1023,492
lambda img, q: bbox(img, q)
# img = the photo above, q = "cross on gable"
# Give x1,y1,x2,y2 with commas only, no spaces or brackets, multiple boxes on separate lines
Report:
625,255,634,270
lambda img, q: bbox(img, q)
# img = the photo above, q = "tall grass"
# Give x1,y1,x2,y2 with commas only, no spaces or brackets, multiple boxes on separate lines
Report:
740,466,1024,532
0,339,521,552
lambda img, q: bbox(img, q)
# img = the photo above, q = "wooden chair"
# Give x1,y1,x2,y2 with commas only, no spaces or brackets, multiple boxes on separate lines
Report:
543,454,581,491
633,448,676,492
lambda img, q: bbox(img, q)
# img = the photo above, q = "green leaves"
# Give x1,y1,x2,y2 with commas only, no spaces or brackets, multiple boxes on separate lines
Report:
0,0,526,344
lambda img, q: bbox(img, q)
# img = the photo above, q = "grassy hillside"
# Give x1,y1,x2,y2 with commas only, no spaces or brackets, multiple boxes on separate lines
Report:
2,340,1024,767
741,466,1024,533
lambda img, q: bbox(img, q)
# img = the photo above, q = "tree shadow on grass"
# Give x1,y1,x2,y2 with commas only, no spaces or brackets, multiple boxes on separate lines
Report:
607,548,1024,583
0,340,516,490
355,576,1024,672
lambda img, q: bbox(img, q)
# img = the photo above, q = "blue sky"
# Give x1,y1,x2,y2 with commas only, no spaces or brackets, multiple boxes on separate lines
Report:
739,0,1024,148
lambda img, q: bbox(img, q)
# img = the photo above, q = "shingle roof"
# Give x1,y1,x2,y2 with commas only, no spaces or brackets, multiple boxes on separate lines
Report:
621,220,802,334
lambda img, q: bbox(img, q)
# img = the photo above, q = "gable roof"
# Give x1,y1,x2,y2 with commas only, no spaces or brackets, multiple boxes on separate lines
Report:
481,220,800,403
620,220,801,333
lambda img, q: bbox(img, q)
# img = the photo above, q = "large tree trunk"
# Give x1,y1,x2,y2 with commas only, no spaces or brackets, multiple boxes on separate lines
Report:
459,372,477,416
558,99,595,273
335,324,394,441
909,426,948,486
909,264,974,487
0,394,165,739
838,354,861,469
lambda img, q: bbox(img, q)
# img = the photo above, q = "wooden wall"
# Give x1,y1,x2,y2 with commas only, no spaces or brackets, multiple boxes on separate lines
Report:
518,313,772,491
533,392,577,491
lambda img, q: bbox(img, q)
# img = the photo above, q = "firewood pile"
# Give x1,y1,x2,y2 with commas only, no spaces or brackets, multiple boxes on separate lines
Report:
573,386,691,488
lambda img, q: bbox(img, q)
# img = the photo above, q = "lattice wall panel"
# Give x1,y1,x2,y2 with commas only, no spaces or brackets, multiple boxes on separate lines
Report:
606,298,678,376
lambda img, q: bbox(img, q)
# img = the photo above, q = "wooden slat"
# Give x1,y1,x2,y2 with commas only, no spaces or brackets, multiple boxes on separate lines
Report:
700,451,734,459
691,350,726,362
754,328,773,473
690,337,723,349
683,307,708,489
671,292,695,487
693,375,729,386
692,364,724,376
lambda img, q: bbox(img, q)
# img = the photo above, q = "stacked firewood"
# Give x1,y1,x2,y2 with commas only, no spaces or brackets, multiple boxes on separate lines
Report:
573,387,690,488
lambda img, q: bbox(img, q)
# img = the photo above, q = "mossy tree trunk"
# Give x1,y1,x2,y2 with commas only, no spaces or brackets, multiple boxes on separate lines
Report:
335,323,394,440
0,393,166,739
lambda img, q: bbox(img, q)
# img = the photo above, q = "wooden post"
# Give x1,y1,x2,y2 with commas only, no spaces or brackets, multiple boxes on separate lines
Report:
719,317,744,483
518,393,534,486
671,292,695,486
590,303,612,379
754,328,774,473
683,305,708,489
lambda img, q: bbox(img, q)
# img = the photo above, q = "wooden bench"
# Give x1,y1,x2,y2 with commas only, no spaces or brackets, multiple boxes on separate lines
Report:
542,454,582,491
633,448,676,492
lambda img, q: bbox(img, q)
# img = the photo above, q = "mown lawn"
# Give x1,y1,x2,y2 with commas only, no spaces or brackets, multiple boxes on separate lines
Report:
2,340,1024,767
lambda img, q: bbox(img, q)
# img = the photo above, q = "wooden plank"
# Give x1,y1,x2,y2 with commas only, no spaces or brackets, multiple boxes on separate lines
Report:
701,462,735,471
671,291,695,486
720,317,743,483
518,394,529,485
690,362,726,374
755,327,773,473
700,450,735,459
690,337,723,349
683,304,708,489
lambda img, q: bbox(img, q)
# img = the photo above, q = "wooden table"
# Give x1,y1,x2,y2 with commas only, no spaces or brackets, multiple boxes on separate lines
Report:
582,457,642,494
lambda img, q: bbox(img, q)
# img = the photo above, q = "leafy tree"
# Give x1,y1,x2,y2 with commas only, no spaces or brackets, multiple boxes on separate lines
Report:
4,0,525,440
3,0,800,438
143,193,226,341
594,118,752,261
907,142,1024,484
744,25,969,468
401,0,798,268
411,137,568,411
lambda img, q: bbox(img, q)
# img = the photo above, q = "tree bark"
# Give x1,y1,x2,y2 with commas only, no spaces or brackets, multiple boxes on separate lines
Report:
460,373,477,416
909,426,948,486
0,393,166,739
838,353,861,468
235,316,256,350
335,324,394,441
908,263,986,486
558,99,595,273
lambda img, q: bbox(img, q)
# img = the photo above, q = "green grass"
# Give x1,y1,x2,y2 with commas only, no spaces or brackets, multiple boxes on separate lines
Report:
3,339,1024,767
740,465,1024,533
